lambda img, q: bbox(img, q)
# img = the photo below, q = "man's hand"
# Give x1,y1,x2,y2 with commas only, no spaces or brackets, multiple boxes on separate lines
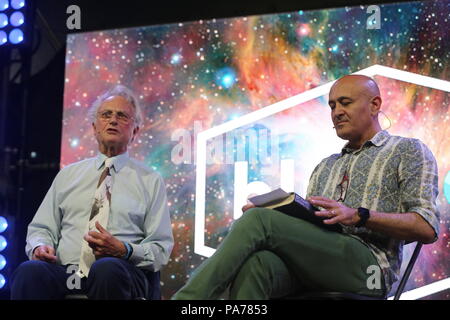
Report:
308,196,359,226
242,201,256,213
84,221,127,258
32,245,57,263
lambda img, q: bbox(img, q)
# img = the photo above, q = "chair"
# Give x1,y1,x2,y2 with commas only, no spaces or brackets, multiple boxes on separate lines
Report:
392,242,423,300
282,242,423,300
65,270,161,300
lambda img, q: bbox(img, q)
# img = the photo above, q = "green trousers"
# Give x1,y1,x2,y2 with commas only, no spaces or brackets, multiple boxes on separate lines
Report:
172,208,385,299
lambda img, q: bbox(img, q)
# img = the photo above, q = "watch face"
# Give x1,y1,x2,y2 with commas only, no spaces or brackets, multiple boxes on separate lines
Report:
357,208,369,227
358,208,369,216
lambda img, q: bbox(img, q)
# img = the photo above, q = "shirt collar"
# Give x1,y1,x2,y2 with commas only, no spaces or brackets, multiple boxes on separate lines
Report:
95,151,129,173
341,130,390,155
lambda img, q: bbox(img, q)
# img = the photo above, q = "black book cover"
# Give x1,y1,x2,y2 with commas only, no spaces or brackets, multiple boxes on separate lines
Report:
275,194,342,233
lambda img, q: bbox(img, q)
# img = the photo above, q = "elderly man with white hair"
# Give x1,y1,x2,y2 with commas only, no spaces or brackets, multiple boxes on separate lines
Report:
11,85,174,300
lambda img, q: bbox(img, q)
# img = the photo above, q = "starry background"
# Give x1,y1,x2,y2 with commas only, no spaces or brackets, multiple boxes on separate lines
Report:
62,0,449,299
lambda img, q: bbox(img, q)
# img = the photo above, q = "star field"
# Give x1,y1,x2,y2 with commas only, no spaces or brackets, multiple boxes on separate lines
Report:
63,1,449,299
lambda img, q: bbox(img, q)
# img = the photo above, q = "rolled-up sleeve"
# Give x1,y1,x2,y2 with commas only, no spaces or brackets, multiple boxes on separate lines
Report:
129,173,174,271
399,139,440,241
25,173,62,260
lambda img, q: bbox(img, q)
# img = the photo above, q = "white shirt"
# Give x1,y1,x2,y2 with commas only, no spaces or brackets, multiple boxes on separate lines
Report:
26,152,174,272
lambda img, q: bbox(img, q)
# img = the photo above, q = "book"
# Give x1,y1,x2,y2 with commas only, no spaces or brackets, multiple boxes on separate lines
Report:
248,188,343,233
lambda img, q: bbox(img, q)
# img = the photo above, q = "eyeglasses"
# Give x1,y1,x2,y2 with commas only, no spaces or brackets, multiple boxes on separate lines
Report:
97,110,134,124
336,170,349,202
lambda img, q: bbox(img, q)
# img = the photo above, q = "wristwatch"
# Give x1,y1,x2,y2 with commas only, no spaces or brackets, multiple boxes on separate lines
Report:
122,242,133,260
355,207,370,227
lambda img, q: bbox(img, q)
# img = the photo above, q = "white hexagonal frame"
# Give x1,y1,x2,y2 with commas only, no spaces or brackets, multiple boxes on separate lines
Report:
194,64,450,258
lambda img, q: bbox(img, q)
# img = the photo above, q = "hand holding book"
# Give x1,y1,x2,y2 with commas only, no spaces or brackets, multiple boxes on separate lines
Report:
248,188,343,233
308,196,361,227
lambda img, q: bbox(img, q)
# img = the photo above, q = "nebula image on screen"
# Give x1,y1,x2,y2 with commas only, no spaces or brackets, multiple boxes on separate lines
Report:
62,0,449,299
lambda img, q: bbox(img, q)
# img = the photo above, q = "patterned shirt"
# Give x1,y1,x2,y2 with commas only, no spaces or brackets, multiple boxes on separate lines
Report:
306,130,440,293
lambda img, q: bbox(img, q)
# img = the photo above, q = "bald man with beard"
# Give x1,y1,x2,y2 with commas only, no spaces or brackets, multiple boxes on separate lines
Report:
172,75,440,300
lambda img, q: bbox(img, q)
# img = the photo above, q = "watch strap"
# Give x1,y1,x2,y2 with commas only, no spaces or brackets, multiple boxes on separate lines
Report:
122,242,133,260
355,207,370,227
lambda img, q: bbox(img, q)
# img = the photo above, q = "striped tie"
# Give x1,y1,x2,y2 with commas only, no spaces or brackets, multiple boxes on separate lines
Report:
77,158,114,278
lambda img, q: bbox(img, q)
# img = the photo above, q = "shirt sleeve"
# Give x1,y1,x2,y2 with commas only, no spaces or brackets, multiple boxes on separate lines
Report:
305,159,325,199
398,138,440,242
128,173,174,272
25,172,63,260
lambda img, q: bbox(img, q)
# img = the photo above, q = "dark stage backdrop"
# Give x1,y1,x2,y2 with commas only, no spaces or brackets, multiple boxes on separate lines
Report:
62,0,449,299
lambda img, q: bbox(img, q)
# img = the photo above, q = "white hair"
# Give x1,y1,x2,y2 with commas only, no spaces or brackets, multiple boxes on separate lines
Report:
88,84,143,127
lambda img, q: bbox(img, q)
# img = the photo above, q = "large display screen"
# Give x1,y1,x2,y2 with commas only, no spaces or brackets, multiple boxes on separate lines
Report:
63,0,449,299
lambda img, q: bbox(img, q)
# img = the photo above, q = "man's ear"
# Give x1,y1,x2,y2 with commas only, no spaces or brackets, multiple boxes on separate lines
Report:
131,126,140,143
370,96,382,116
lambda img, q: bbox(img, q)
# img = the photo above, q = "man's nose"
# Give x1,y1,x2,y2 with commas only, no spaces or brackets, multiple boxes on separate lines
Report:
335,103,345,114
108,114,119,124
332,105,345,120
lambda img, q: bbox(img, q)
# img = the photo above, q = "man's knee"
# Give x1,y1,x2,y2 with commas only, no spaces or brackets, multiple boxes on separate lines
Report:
89,257,128,280
87,258,136,299
11,260,67,299
233,207,272,230
13,260,54,281
244,207,272,217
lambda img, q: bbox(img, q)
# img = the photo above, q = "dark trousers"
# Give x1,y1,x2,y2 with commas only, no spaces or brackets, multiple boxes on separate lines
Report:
10,257,160,300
